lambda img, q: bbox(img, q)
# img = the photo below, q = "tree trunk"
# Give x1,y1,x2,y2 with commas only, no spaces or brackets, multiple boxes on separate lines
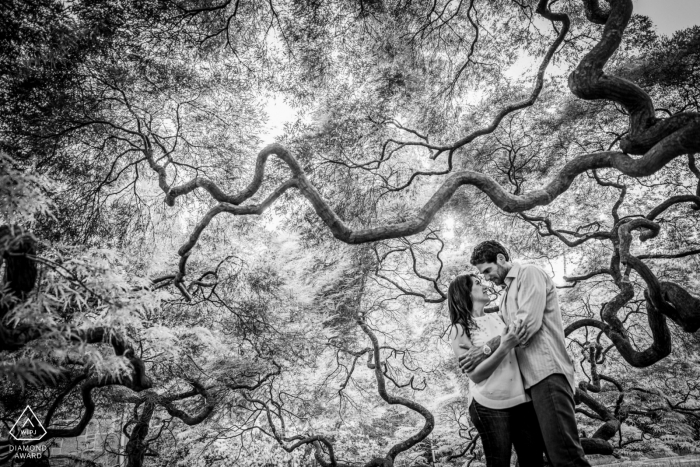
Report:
125,401,155,467
0,225,37,319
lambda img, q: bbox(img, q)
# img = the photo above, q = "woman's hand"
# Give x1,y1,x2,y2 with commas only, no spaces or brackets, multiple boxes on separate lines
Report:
501,319,527,351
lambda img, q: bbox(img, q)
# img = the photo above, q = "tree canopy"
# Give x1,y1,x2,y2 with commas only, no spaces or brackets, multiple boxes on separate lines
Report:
1,0,699,466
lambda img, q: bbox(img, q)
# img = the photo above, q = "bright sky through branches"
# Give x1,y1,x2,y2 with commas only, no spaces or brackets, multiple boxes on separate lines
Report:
262,2,700,144
634,0,700,36
259,0,700,237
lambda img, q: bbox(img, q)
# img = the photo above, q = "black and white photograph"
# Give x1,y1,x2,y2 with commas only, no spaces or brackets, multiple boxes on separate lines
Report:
1,0,700,466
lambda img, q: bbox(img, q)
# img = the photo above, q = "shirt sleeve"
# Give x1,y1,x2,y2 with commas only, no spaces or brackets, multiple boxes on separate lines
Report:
514,266,547,343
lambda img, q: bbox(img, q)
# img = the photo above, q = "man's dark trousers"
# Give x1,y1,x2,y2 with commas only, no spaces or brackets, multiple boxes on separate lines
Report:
527,374,590,467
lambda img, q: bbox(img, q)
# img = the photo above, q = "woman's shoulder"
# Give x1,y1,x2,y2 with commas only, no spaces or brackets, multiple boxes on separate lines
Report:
448,323,463,337
448,323,469,341
447,323,473,355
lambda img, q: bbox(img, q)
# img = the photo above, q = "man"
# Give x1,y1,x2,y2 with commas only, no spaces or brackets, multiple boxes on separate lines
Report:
460,240,589,467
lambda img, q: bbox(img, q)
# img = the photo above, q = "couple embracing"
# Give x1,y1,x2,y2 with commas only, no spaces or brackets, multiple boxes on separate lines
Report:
448,241,590,467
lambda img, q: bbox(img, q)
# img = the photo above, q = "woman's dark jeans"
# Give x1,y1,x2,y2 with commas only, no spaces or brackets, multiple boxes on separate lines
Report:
469,399,546,467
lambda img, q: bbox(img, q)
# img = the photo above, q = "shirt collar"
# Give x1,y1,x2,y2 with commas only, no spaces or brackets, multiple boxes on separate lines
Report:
504,262,521,285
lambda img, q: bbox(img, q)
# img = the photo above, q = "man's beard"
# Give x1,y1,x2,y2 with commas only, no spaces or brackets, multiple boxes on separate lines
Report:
493,264,508,285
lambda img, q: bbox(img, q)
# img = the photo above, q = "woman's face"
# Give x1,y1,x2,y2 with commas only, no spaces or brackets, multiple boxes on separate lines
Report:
470,277,488,304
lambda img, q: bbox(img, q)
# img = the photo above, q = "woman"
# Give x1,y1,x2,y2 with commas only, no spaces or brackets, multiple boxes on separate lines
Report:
447,274,546,467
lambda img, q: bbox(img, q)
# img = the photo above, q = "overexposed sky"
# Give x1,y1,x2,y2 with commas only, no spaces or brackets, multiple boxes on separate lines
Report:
263,96,294,144
634,0,700,36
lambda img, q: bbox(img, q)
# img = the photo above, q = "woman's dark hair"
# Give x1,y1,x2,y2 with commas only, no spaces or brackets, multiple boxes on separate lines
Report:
470,240,510,266
447,274,478,339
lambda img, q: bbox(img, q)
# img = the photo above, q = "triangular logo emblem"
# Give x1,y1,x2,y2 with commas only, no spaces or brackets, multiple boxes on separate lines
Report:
9,406,46,441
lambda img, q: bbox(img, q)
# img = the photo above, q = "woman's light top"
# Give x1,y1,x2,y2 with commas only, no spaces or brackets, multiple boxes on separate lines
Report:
457,313,530,409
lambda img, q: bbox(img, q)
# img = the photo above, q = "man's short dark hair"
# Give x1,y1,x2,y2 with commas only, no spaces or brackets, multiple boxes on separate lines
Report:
470,240,510,266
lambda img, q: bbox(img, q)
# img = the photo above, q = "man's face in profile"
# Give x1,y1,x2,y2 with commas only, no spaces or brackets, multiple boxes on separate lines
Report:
475,255,508,286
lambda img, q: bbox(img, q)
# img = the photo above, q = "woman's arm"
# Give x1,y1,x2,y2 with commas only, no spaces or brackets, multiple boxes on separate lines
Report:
448,324,514,384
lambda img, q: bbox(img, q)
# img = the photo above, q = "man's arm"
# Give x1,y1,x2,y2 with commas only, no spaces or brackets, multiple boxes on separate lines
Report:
514,266,547,344
449,324,494,376
457,334,502,374
457,317,529,373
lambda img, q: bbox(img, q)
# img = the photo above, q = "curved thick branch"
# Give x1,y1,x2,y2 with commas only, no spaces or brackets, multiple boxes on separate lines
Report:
154,128,698,300
570,0,700,154
356,317,434,465
581,0,610,24
567,254,672,368
148,0,699,301
617,219,660,266
160,381,215,425
563,269,611,284
125,400,156,467
646,194,700,220
602,282,672,367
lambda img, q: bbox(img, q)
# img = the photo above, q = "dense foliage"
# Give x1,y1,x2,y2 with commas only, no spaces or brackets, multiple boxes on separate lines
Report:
1,0,699,466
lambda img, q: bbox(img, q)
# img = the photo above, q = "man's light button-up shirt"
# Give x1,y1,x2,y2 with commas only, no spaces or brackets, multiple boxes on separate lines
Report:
500,262,575,391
